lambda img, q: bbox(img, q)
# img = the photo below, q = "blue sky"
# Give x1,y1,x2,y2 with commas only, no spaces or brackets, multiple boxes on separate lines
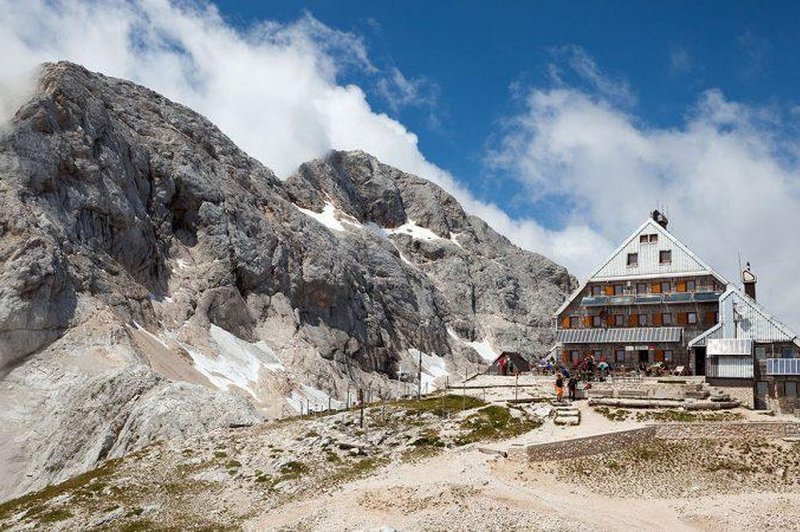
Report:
3,0,800,328
216,0,800,225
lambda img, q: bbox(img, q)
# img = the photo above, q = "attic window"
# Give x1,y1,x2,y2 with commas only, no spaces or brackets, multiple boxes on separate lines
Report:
639,235,648,244
627,252,638,267
640,234,659,244
649,234,658,243
659,249,672,264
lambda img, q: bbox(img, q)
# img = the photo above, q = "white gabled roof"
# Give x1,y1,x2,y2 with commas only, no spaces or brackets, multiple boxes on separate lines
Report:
554,218,729,317
717,286,800,346
591,218,727,282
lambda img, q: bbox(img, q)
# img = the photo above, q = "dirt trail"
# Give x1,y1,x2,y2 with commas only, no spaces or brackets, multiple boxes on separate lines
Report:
246,444,796,531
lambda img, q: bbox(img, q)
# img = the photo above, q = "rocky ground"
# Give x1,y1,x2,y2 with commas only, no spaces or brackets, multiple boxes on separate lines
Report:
2,390,800,531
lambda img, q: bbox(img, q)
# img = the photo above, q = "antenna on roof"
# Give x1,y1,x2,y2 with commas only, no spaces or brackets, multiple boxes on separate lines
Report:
737,250,742,289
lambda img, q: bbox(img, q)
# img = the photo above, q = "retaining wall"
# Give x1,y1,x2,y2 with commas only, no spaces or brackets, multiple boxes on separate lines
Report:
508,421,800,462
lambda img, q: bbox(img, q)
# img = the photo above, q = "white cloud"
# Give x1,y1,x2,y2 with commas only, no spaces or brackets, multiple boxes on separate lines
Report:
489,80,800,330
376,67,438,112
548,46,635,107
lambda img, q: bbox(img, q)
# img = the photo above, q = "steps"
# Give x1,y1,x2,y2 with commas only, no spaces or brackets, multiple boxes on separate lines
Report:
553,404,581,426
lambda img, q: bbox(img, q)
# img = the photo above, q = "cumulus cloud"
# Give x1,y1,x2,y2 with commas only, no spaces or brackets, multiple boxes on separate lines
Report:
489,75,800,329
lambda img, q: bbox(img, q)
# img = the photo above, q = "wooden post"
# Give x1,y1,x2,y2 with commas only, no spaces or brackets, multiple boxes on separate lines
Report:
515,373,519,401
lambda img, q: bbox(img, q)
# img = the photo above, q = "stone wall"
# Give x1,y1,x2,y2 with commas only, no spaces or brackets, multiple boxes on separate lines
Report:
508,422,800,462
508,427,656,462
654,421,800,440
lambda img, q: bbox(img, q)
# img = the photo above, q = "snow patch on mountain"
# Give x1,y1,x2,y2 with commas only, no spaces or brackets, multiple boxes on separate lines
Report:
409,348,450,392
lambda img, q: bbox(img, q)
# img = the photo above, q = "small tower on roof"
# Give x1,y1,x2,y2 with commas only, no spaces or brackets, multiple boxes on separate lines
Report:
651,209,668,230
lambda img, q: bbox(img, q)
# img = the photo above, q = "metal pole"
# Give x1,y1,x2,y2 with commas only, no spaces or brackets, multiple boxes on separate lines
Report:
346,386,350,409
359,389,364,429
417,349,422,400
463,366,467,410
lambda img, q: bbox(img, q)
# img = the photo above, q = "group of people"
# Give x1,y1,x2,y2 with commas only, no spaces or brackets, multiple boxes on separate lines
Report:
553,368,583,402
496,353,519,376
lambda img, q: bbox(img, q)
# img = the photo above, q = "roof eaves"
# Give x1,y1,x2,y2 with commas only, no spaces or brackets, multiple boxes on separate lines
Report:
553,280,587,317
688,323,722,348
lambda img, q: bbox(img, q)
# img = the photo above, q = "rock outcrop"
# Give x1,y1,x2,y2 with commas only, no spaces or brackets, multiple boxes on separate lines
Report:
0,62,574,502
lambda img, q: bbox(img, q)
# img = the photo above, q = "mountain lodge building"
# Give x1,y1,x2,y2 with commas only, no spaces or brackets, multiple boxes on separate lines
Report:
554,211,728,374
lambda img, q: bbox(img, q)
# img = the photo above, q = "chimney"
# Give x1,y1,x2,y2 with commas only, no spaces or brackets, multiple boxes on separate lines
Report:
651,209,669,230
742,262,757,300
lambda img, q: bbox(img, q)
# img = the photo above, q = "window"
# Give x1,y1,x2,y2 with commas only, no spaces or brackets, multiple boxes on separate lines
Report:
659,250,672,264
569,316,579,328
663,350,673,362
649,234,658,243
687,312,698,324
615,349,625,362
614,284,623,295
638,314,648,326
627,252,638,267
661,281,671,293
640,234,658,244
591,285,602,296
639,234,648,244
755,346,767,360
593,350,603,359
570,350,581,364
782,347,796,359
592,315,602,327
686,280,696,292
662,313,672,325
636,283,648,294
614,315,624,326
784,382,798,397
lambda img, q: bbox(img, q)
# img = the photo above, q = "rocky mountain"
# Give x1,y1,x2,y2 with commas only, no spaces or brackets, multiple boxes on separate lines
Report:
0,62,573,502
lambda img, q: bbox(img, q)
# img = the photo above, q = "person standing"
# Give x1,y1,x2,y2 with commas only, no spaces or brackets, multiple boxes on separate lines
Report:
554,372,565,402
498,355,508,376
568,375,578,401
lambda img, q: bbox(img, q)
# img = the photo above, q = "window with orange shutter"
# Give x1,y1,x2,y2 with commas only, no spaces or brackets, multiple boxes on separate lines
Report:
677,281,687,292
651,283,661,293
653,313,662,326
561,316,570,329
629,314,638,327
655,349,664,362
677,312,688,325
604,285,614,296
